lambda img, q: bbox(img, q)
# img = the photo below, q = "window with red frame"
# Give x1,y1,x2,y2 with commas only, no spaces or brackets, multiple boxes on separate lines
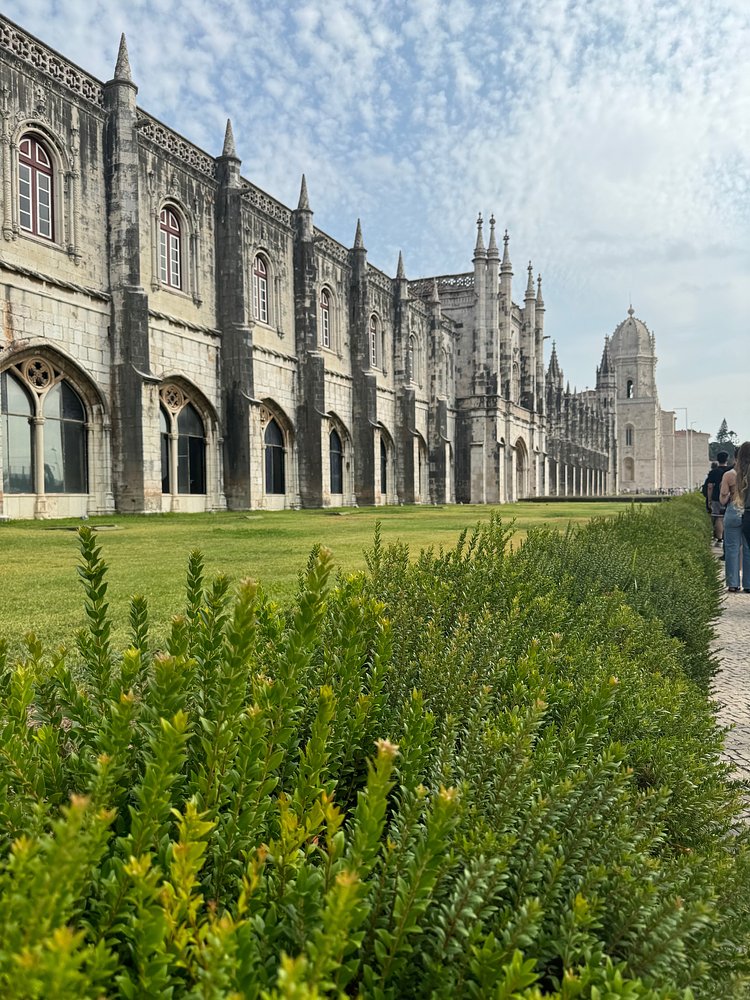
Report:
320,289,331,348
159,208,182,288
19,135,53,240
253,256,269,323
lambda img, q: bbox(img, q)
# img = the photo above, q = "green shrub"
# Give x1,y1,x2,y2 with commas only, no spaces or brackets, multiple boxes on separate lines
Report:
0,498,746,998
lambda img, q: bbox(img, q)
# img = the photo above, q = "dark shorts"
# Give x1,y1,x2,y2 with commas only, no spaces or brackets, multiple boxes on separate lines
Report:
711,500,725,517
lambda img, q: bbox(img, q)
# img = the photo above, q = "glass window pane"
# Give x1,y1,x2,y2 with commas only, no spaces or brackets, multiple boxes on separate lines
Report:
3,413,33,493
19,163,32,231
62,419,86,493
160,229,168,283
177,433,189,493
177,403,203,437
44,414,65,492
61,381,85,421
161,433,170,493
188,435,205,494
264,419,283,447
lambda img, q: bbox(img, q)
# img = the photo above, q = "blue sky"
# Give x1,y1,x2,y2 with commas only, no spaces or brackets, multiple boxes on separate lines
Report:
8,0,750,444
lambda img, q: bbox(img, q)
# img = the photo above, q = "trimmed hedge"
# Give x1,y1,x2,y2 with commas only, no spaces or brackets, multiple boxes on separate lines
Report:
0,496,747,998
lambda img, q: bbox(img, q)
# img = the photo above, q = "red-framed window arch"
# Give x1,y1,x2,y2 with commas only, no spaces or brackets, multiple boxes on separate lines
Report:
369,315,379,368
253,254,270,324
320,288,331,348
19,133,54,241
159,206,182,289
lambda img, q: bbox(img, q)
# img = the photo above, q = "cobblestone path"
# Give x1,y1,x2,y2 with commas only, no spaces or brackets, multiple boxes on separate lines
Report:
711,576,750,821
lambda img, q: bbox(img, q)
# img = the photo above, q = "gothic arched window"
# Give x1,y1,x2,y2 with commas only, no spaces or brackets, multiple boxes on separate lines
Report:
160,386,207,495
1,363,87,495
320,289,331,348
1,371,33,493
329,428,343,494
19,134,53,240
253,255,269,324
159,207,182,288
626,379,634,399
380,437,388,495
369,316,379,368
43,381,86,493
625,425,634,447
407,335,416,382
264,418,285,494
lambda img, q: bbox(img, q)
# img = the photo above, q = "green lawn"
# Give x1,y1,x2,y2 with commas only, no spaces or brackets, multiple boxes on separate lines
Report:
0,502,625,653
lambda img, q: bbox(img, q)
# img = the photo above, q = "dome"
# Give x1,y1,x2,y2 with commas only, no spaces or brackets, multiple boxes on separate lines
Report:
610,306,654,357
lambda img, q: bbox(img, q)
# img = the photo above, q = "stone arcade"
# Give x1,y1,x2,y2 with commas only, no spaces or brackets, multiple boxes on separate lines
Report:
0,17,687,519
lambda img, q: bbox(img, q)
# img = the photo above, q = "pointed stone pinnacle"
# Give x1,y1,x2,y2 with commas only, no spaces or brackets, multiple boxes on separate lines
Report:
353,219,365,250
297,173,310,211
114,33,133,82
487,214,499,257
474,213,486,256
501,228,512,271
396,250,406,280
222,119,237,158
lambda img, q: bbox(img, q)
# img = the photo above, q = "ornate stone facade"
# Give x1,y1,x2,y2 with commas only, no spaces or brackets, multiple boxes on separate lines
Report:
0,16,678,519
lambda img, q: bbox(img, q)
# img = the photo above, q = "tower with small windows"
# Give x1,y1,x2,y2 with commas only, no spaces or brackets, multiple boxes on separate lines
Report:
608,306,662,492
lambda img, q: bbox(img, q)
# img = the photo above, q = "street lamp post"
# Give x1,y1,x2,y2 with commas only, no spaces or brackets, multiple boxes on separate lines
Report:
673,407,689,491
689,421,697,491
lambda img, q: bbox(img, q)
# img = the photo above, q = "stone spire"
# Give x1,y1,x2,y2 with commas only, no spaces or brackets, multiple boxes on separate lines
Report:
396,250,406,279
353,218,365,250
487,214,499,259
547,341,562,379
536,273,545,310
525,260,535,298
222,118,237,158
297,173,310,211
599,335,613,376
113,33,133,83
473,213,486,258
501,228,513,275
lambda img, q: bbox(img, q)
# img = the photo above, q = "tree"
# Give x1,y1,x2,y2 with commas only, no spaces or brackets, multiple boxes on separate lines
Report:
709,418,739,461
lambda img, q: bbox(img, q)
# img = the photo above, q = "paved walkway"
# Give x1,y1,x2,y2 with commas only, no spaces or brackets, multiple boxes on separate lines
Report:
710,555,750,821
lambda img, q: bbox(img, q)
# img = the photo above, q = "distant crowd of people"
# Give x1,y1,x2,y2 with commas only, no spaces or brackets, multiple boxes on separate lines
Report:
702,444,750,593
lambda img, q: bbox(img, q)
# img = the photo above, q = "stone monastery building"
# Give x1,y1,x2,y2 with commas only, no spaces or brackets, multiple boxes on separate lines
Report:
0,16,690,519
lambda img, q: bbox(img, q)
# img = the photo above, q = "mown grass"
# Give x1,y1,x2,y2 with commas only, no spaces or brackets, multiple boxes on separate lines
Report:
1,501,625,652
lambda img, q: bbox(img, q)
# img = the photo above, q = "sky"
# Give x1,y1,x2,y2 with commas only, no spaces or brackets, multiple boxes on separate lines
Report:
6,0,750,443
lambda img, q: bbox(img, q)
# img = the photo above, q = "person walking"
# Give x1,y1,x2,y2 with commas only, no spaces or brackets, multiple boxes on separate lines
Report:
720,449,750,593
706,451,731,547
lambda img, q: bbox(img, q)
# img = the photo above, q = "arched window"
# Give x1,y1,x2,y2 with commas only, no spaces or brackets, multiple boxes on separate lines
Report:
160,386,207,495
380,438,388,495
625,425,634,447
177,404,206,494
264,418,285,494
19,134,53,240
159,207,182,288
253,255,269,324
43,381,86,493
1,363,87,495
320,289,331,348
329,428,343,494
369,316,378,368
160,407,171,493
626,379,634,399
623,457,635,482
1,371,33,493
